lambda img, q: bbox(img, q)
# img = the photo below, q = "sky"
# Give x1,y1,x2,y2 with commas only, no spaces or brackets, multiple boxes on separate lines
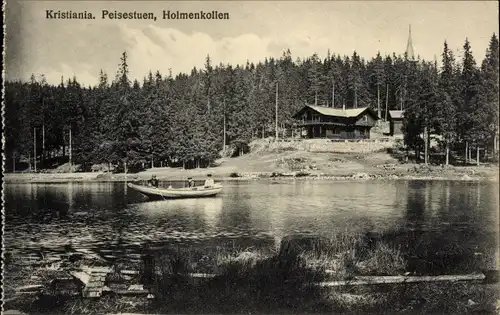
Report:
5,1,499,87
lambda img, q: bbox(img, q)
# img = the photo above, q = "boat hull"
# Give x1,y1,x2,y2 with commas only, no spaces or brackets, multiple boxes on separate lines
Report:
127,182,223,199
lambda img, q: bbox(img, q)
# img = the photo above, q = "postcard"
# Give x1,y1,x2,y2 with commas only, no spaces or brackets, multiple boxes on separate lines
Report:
3,1,499,314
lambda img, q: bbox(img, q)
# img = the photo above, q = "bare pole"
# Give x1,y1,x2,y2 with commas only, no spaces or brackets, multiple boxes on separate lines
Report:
476,146,480,166
465,142,468,164
207,87,211,114
275,82,279,141
385,83,389,121
332,82,335,108
69,127,72,167
445,137,450,166
377,82,381,118
424,126,428,165
42,124,45,164
223,98,226,153
400,88,403,111
33,128,37,172
354,86,358,108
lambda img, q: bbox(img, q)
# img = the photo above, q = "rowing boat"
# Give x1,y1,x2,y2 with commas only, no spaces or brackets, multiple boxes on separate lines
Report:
127,182,223,199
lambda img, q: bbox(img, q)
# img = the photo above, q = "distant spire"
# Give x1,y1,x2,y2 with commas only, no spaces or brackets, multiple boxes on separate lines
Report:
405,25,415,60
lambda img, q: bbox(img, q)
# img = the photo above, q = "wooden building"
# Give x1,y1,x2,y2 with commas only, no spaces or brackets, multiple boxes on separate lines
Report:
388,110,404,136
292,105,379,139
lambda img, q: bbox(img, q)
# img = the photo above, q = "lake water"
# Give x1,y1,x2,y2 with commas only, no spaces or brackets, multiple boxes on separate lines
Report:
4,180,499,275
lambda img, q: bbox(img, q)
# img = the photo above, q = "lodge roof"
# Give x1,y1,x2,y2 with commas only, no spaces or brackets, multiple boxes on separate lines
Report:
293,104,379,119
388,110,404,119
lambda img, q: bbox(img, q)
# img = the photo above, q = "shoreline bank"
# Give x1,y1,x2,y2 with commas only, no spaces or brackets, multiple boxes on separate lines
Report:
3,166,499,184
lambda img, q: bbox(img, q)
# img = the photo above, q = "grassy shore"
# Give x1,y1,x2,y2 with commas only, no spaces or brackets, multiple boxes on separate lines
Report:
4,232,499,314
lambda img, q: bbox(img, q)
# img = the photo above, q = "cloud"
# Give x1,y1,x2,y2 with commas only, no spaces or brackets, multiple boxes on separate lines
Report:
121,24,273,80
119,25,362,83
38,64,98,88
7,0,497,87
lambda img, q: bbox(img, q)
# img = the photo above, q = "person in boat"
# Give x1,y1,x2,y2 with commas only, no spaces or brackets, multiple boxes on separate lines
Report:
204,174,215,188
148,175,159,188
187,177,196,188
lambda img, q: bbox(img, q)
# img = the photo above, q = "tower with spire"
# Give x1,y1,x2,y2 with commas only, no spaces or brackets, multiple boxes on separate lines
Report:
405,25,415,60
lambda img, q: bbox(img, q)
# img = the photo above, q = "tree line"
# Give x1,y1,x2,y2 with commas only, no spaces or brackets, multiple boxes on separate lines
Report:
4,33,498,172
403,35,498,165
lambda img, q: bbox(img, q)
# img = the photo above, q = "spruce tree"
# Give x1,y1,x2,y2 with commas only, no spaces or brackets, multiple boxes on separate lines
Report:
435,41,459,165
459,38,481,161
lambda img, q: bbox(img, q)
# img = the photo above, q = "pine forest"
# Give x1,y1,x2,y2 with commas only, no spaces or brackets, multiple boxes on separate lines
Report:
4,34,499,172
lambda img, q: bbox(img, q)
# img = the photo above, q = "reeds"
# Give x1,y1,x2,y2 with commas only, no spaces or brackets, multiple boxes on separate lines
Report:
5,231,496,314
138,232,407,312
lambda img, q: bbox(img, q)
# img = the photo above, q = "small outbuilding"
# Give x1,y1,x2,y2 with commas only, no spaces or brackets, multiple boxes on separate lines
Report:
388,110,405,136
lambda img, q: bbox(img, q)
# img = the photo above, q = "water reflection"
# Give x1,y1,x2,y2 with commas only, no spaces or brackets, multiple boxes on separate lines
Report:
392,180,500,274
3,180,499,274
133,198,223,234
